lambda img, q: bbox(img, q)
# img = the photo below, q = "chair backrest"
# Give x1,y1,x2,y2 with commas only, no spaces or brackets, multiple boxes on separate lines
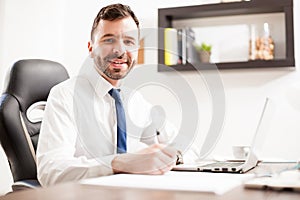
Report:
0,59,69,182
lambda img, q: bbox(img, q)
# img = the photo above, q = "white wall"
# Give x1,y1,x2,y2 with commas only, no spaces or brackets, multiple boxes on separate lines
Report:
0,0,13,195
0,0,66,79
0,0,4,72
0,0,299,195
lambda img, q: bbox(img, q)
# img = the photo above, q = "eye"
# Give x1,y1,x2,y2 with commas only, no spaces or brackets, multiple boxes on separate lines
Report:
124,39,136,46
103,38,115,44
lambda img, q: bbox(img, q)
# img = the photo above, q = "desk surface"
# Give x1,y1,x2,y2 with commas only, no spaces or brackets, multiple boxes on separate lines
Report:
1,163,299,200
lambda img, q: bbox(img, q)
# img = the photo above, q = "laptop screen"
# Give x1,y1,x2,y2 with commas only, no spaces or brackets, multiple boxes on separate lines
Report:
251,98,276,157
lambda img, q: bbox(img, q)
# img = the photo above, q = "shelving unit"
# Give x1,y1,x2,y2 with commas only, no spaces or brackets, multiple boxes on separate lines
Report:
158,0,294,71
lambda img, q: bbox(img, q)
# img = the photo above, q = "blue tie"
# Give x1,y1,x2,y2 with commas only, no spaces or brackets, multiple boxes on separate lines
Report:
109,89,127,153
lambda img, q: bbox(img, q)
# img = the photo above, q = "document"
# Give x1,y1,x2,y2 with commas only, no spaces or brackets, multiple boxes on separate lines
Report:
81,171,253,195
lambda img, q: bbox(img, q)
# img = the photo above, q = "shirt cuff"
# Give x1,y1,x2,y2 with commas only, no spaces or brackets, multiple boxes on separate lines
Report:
89,154,117,176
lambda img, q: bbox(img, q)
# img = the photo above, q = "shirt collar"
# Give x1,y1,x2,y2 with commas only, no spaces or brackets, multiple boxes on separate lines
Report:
81,60,123,97
96,72,113,97
79,61,110,97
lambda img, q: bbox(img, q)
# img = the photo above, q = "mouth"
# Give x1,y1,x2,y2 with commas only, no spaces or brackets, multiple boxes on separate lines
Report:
109,60,128,69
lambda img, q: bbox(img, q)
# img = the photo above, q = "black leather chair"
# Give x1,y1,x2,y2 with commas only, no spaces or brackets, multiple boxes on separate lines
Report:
0,59,69,191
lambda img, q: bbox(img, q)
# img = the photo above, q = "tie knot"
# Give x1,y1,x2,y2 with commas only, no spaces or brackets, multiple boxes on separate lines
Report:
109,88,121,102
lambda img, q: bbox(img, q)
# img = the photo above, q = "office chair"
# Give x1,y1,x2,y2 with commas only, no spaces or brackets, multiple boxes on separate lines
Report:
0,59,69,191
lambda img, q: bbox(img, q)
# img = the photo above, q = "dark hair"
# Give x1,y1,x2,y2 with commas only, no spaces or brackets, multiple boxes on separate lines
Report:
91,4,140,41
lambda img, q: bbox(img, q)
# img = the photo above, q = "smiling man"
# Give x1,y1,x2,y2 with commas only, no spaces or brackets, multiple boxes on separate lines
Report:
88,8,138,85
36,4,178,187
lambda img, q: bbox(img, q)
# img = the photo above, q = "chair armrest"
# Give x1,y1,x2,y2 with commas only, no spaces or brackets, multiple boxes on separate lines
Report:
12,179,41,191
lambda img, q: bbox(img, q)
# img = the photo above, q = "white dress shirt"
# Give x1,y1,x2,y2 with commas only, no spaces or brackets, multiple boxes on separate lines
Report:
36,64,176,186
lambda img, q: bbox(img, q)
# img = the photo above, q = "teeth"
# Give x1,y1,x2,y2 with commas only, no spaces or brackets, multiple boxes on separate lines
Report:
113,61,125,64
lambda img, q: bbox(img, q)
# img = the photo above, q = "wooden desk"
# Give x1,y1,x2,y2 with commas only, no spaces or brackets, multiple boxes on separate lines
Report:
1,163,299,200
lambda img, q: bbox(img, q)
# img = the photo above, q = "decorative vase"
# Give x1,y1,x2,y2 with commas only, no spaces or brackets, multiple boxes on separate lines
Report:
199,50,211,63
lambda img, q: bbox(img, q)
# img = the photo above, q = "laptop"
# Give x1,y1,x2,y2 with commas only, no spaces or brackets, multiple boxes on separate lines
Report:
173,98,273,173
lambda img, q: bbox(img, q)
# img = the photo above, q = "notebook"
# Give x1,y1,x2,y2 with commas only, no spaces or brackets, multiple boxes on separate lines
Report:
173,98,272,173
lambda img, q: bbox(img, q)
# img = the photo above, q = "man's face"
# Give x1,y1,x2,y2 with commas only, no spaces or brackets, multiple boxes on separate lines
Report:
89,17,139,82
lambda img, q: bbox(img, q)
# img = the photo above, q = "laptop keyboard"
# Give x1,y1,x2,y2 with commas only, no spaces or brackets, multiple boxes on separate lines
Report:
202,162,245,168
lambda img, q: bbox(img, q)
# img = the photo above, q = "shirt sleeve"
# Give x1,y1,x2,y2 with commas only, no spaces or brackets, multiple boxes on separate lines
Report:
36,85,115,187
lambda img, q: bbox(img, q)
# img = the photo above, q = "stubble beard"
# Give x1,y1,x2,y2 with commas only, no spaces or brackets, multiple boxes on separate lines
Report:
94,53,136,80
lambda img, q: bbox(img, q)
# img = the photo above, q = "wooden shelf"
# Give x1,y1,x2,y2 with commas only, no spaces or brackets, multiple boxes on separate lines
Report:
158,0,295,71
158,59,295,72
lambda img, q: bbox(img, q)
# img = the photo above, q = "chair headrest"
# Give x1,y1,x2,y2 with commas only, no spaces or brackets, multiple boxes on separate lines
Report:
3,59,69,112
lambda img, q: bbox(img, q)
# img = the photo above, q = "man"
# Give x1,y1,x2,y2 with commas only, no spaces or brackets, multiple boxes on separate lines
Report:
36,4,178,187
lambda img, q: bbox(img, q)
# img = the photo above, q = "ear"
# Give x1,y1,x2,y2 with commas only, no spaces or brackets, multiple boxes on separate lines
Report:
88,41,93,53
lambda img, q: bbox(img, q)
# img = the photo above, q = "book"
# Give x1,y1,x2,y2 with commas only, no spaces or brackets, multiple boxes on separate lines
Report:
185,28,199,64
177,29,187,65
164,28,178,66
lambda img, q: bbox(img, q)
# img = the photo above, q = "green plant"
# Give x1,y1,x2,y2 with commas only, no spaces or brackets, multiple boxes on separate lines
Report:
195,42,212,52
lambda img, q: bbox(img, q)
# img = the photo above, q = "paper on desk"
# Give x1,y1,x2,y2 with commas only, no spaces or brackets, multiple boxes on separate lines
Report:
80,171,254,195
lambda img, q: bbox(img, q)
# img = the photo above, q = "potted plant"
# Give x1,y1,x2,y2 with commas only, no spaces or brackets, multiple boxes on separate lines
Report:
195,42,212,63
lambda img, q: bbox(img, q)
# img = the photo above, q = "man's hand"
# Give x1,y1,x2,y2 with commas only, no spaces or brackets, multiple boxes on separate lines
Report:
111,144,177,175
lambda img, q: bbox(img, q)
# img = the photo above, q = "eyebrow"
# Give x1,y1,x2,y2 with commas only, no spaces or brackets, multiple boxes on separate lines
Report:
123,35,136,41
101,34,115,39
101,33,137,41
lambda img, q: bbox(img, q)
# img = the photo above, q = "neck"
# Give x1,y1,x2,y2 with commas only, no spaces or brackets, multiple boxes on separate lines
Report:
105,77,119,87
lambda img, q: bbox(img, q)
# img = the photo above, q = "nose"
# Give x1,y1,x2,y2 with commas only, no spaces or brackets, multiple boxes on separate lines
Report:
113,41,126,56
